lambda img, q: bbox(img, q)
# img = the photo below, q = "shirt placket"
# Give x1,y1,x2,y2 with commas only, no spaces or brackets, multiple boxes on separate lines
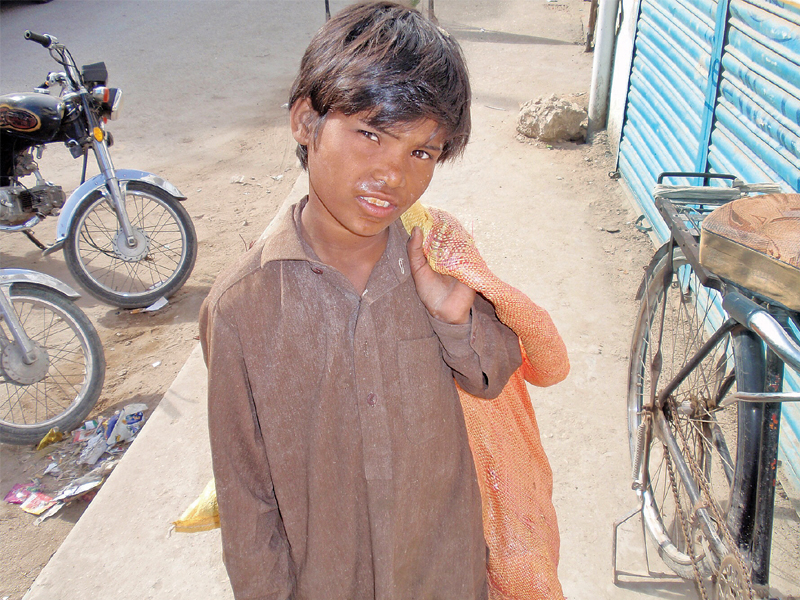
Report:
353,293,396,599
352,297,392,481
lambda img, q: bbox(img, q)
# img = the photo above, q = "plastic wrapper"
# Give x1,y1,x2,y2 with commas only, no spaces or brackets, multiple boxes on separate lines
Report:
78,430,108,466
4,483,40,505
35,502,65,525
72,420,99,443
77,404,149,465
105,403,147,444
36,427,64,451
43,461,62,477
20,492,56,515
173,479,219,533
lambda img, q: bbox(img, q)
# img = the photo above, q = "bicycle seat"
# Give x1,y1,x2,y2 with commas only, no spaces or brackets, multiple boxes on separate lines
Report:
699,193,800,310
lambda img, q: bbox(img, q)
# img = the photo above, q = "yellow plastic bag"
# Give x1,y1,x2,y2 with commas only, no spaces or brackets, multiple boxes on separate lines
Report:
36,427,64,451
173,478,219,533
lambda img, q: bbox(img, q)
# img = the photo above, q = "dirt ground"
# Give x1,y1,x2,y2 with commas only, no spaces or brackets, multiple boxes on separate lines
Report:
0,3,628,594
1,1,797,599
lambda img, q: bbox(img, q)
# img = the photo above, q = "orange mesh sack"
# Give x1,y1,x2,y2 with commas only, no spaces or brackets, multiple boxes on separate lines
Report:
402,203,569,600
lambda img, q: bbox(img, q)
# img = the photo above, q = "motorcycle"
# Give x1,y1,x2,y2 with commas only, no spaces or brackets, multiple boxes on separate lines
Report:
0,264,105,444
0,31,197,309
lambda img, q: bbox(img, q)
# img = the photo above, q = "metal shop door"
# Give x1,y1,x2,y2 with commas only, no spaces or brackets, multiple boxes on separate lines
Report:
711,0,800,501
707,0,800,190
616,0,720,240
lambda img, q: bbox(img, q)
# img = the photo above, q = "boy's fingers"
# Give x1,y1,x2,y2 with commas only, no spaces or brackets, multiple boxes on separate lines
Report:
406,226,475,324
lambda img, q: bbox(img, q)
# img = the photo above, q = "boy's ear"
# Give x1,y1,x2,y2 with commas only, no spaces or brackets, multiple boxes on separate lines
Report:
290,98,318,146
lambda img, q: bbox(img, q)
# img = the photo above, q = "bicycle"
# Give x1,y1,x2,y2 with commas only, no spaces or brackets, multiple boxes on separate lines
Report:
615,172,800,599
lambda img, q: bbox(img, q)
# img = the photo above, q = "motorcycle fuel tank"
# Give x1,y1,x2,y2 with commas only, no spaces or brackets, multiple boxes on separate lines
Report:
0,92,65,145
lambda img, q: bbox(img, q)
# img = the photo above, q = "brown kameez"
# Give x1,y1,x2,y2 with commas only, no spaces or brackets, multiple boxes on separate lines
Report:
200,199,522,600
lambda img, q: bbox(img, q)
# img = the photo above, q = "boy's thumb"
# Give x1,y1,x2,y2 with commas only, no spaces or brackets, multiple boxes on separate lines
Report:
406,227,428,274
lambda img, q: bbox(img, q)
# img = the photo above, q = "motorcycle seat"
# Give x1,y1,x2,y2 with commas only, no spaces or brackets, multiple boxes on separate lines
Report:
699,193,800,311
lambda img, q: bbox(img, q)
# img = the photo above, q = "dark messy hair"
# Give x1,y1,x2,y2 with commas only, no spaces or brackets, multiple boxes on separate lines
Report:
289,1,471,169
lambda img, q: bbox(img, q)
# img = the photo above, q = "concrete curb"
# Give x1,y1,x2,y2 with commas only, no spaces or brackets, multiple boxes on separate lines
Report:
22,345,230,600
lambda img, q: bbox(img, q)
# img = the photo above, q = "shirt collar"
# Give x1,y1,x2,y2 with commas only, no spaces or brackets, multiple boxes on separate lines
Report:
259,196,413,287
259,196,315,266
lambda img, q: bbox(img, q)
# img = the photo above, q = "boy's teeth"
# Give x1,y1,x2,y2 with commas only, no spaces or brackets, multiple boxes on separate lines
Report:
363,196,390,208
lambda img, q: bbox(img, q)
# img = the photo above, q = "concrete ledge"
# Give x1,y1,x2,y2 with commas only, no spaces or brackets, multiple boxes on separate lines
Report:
23,345,233,600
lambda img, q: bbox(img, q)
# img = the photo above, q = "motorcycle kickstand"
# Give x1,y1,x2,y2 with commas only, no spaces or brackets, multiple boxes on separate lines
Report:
23,229,47,251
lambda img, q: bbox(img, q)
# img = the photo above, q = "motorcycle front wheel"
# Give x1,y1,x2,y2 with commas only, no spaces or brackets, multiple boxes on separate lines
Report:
0,284,105,445
64,182,197,309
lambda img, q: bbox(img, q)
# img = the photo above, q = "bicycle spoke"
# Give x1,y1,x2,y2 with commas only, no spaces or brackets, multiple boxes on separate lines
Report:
629,248,741,580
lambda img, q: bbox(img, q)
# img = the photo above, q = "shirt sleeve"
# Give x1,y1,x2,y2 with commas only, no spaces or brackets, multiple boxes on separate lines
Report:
200,296,295,600
428,293,522,399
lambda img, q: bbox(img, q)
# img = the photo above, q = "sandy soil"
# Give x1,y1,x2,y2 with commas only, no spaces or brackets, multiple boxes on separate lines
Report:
1,1,797,599
0,0,620,584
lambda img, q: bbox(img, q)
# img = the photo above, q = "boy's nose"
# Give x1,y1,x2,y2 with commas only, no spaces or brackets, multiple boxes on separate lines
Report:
373,154,405,188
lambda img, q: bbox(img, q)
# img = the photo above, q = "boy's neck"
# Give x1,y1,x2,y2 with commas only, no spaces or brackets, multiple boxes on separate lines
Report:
300,197,390,295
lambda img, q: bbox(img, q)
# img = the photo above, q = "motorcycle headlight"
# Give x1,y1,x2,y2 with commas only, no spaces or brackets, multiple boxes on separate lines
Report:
91,86,123,121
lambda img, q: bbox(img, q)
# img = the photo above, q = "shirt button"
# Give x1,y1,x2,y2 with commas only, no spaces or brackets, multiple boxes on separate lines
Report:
366,392,376,406
311,266,323,275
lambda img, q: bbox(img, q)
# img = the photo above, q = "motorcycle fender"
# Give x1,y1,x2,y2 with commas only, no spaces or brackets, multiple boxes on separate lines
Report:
0,269,81,300
54,169,186,243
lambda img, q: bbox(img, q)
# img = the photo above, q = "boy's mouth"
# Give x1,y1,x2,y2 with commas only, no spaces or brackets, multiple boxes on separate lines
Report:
360,196,391,209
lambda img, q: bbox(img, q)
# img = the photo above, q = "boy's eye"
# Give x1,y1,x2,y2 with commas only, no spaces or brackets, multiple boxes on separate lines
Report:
412,149,433,160
359,130,379,142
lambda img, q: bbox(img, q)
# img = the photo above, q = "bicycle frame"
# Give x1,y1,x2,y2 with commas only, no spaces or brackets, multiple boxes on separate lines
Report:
646,189,800,590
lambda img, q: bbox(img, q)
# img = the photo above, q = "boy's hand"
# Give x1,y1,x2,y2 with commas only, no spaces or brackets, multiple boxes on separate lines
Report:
407,227,476,325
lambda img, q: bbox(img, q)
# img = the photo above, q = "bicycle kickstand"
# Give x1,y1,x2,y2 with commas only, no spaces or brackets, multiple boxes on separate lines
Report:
612,503,652,584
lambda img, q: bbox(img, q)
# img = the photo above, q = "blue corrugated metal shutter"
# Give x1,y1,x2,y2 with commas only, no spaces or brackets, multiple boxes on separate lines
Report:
615,0,800,493
707,0,800,186
617,0,718,239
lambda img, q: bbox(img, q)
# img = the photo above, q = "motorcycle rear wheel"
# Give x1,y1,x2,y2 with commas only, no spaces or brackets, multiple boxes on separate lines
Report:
0,284,105,445
64,182,197,309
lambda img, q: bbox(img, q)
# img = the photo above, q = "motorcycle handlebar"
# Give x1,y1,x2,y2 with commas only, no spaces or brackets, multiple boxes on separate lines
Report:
24,30,54,48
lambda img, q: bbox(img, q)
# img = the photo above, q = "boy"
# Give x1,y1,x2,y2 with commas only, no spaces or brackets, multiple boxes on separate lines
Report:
200,3,522,598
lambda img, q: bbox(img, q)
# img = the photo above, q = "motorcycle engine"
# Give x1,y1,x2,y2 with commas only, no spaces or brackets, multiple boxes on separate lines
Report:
0,184,66,225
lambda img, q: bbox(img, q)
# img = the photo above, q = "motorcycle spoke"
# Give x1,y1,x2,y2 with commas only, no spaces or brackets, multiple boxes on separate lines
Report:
0,385,29,423
71,191,189,297
0,296,90,427
1,380,72,424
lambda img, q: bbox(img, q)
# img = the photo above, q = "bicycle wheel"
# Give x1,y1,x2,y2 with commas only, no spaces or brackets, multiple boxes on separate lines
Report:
64,182,197,309
628,245,740,579
0,284,105,444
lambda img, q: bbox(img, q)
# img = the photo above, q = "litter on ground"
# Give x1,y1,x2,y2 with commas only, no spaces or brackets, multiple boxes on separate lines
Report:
3,404,150,522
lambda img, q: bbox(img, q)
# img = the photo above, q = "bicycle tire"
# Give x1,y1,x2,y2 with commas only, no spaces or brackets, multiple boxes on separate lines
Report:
0,284,105,444
63,182,197,309
628,245,742,579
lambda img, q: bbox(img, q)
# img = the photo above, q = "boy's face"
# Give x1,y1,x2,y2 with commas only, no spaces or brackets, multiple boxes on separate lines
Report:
291,99,447,241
